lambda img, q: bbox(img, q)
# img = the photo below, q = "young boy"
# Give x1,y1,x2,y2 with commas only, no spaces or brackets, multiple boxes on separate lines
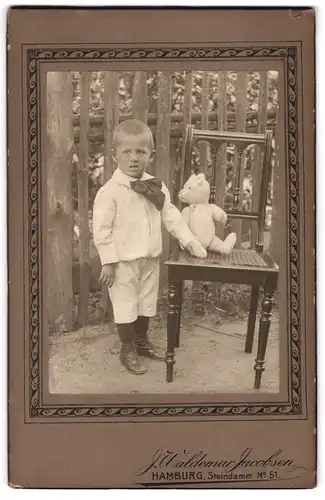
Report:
93,119,207,375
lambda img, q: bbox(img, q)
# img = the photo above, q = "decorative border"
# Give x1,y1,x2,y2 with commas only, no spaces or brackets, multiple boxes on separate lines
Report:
27,45,301,419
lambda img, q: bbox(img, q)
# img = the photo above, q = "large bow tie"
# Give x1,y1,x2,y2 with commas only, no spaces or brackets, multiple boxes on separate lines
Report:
130,177,166,211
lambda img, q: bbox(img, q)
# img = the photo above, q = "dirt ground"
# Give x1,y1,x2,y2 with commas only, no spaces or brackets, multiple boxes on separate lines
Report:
49,304,279,395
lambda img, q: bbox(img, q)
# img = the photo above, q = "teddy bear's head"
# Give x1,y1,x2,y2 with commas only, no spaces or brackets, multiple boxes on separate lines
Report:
178,173,210,205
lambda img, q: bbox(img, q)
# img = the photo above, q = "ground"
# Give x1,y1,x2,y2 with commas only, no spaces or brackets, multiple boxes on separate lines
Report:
49,298,279,394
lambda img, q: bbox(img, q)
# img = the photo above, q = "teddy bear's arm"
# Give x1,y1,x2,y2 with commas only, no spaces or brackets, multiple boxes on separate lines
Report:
211,204,227,224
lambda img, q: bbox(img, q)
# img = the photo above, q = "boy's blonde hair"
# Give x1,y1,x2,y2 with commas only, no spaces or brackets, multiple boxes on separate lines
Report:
112,119,154,150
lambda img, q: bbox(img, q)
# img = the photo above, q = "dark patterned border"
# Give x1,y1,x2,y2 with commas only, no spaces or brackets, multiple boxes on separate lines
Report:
27,45,302,420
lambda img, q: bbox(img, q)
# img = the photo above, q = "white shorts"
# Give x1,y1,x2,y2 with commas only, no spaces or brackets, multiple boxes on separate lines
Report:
108,257,160,324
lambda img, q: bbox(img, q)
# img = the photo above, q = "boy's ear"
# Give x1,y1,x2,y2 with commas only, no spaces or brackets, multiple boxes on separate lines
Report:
148,149,156,163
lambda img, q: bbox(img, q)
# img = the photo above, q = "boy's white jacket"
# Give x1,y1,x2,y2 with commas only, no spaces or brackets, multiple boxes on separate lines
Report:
93,168,194,264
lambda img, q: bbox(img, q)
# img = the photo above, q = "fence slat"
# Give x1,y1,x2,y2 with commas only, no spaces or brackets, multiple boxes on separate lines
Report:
211,72,228,299
251,72,268,245
103,72,120,182
170,140,179,206
200,72,210,175
169,139,179,254
232,72,248,246
132,71,148,123
180,71,193,191
215,72,227,213
155,71,172,292
269,130,279,262
101,72,120,322
76,72,91,327
179,71,196,304
269,71,281,264
47,72,74,333
192,73,210,313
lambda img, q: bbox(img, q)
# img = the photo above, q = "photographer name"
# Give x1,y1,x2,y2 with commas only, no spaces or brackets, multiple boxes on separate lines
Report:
136,447,303,480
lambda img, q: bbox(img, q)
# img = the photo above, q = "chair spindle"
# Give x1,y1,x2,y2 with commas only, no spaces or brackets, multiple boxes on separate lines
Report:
233,147,244,211
209,147,218,204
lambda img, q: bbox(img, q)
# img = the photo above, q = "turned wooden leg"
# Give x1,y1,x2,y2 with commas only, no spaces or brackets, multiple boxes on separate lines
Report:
166,284,177,382
254,288,275,389
245,285,260,353
175,281,183,348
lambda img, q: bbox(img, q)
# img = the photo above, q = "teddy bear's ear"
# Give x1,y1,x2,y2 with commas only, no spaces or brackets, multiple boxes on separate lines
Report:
196,173,206,185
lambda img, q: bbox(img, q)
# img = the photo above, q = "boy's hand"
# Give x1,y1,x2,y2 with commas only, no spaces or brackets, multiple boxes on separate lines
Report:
213,206,227,224
185,240,207,259
220,211,227,224
99,264,116,288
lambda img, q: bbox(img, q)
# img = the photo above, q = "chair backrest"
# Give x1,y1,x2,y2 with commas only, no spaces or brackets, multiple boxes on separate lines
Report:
183,126,273,253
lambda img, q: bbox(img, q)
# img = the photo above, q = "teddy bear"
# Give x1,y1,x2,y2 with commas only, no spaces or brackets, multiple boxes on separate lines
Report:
178,173,237,255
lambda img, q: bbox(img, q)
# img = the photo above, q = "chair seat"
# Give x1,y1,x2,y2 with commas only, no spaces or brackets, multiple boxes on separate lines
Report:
166,248,278,272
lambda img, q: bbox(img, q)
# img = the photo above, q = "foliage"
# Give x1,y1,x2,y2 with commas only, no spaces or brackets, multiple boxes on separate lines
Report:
71,70,278,215
72,70,279,117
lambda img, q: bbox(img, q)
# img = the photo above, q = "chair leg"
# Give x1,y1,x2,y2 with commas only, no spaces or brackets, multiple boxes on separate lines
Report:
254,288,275,390
245,285,259,353
166,284,177,383
175,281,183,348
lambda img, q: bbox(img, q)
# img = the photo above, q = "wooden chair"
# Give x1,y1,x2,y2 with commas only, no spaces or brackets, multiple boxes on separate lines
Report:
164,126,279,390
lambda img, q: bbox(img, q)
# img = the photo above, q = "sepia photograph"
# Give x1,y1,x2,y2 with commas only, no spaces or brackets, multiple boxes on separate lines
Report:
8,7,316,489
47,69,280,395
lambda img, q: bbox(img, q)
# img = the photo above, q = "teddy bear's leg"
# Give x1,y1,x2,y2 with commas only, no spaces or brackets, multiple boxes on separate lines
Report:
208,233,237,255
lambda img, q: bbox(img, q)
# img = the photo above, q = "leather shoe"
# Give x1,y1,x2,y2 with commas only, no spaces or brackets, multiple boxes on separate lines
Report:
136,340,165,361
120,342,148,375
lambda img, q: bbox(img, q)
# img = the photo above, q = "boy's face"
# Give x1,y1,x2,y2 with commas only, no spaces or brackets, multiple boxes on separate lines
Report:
112,132,155,178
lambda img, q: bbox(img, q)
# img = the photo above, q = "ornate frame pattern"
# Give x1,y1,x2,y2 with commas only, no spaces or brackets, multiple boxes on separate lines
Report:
27,45,302,420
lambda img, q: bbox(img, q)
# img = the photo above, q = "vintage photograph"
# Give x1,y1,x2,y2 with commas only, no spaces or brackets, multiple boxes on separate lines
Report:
8,7,316,489
47,69,280,395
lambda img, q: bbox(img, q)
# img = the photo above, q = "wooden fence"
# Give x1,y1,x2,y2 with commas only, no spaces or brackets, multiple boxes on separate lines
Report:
47,70,279,333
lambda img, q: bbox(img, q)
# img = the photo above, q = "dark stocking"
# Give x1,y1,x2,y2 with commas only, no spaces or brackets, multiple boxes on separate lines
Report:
134,316,150,339
134,316,165,361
